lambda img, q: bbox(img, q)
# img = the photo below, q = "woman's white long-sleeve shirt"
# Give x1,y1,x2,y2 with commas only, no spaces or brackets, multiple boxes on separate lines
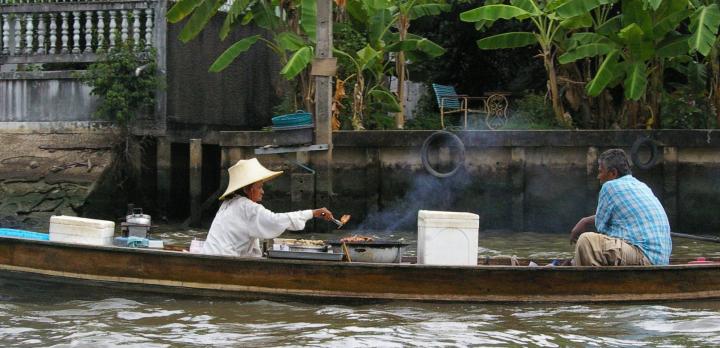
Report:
201,196,313,257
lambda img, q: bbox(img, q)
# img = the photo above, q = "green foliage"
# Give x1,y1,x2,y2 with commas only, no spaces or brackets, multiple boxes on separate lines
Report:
661,86,716,129
508,92,559,129
81,43,161,127
365,112,397,129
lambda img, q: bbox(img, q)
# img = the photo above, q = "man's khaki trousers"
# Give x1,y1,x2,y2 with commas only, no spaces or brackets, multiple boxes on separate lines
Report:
574,232,651,266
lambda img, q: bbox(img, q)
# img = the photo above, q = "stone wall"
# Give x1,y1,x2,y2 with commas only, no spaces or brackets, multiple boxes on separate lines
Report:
0,130,115,230
216,130,720,234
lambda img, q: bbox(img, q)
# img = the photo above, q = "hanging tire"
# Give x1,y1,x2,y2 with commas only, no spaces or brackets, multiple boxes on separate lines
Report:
421,131,466,178
631,137,659,170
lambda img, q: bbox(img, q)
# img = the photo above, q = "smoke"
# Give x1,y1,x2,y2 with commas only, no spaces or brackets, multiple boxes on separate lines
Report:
355,167,473,235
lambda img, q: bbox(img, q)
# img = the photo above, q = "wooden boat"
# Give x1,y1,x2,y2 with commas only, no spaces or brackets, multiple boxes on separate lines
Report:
1,236,720,303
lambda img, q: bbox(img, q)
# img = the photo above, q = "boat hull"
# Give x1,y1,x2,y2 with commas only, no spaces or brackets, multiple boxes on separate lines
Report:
1,237,719,303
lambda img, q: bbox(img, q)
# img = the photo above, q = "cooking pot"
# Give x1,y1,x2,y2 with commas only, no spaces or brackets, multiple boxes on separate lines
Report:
126,208,151,226
327,240,409,263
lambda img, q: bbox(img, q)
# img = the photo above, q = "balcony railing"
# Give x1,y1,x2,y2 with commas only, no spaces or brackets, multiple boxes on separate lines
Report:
0,0,162,64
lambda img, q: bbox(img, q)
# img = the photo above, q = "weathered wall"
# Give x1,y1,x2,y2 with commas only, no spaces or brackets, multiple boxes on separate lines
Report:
0,130,115,230
216,130,720,234
166,15,283,130
0,71,99,123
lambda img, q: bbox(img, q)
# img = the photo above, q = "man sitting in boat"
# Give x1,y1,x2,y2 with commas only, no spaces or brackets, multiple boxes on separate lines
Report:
570,149,671,266
202,158,335,257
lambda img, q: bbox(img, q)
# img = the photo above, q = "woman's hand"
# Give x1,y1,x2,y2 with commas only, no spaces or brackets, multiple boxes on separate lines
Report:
313,208,334,221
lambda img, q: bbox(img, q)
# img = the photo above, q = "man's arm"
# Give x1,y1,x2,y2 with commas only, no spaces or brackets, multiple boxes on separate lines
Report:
570,215,596,243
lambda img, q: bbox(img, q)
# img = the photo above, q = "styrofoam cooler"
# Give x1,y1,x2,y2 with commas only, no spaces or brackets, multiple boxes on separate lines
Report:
49,215,115,246
417,210,479,266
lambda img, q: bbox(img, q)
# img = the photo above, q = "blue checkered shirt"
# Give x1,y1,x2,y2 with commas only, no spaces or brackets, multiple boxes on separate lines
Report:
595,175,672,265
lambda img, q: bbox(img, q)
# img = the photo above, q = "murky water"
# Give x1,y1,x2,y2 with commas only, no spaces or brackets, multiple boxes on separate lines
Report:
2,227,720,347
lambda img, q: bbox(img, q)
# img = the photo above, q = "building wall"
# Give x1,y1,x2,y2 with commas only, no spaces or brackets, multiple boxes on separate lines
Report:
166,16,283,131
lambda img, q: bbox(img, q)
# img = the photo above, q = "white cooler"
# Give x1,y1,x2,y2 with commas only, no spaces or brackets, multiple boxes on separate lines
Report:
49,215,115,246
417,210,479,266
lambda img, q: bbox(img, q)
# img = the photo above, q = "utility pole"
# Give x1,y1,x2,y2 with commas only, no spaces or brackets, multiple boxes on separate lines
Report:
312,0,334,229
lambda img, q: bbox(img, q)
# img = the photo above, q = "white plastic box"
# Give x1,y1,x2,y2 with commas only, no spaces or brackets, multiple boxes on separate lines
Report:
49,216,115,246
417,210,479,266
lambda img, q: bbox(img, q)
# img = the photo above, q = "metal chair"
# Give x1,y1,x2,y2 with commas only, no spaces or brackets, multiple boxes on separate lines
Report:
431,84,509,129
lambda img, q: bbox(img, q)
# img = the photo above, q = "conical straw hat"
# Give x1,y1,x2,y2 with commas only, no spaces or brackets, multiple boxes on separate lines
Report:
219,158,283,200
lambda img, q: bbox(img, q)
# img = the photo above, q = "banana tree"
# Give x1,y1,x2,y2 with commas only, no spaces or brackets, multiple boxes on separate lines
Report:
167,0,319,111
345,0,447,129
559,0,719,128
334,45,403,129
389,1,450,128
460,0,587,127
688,0,720,126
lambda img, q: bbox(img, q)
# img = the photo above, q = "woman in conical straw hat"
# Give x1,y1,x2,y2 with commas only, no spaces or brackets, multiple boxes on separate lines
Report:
202,158,335,257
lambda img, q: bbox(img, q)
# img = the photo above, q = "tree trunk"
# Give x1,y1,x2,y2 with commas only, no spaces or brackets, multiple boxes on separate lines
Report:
711,42,720,128
646,61,663,129
543,49,568,127
394,15,410,129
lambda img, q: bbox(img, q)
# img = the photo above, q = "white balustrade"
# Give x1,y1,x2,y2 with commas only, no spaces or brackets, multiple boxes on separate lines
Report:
132,9,140,48
60,11,68,53
109,10,116,50
1,14,8,55
97,11,105,52
37,13,45,54
25,13,33,54
49,13,57,54
120,10,128,43
0,1,160,62
14,15,21,54
71,11,80,53
84,11,93,53
144,8,153,48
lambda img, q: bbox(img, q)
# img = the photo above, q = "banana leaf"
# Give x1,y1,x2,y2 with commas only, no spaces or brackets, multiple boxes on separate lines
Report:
477,32,537,49
624,62,647,100
558,43,616,64
460,5,531,22
689,4,720,56
586,49,619,96
280,46,313,79
209,35,261,72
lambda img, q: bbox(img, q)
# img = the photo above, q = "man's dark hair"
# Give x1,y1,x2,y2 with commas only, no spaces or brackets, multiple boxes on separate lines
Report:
599,149,632,176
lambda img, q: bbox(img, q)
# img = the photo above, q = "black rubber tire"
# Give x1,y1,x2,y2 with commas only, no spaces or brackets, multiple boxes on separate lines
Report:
631,137,659,170
421,131,466,178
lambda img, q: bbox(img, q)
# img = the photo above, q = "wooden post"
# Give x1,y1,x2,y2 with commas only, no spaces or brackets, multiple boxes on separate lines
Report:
586,146,599,216
189,139,202,226
153,0,167,133
365,147,381,216
663,147,678,228
510,148,525,231
156,136,171,221
311,0,333,231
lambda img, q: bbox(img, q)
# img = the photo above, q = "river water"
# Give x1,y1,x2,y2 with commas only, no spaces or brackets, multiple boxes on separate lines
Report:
2,228,720,347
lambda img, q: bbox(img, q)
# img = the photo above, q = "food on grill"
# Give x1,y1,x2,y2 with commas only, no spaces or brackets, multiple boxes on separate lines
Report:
274,238,326,246
340,235,374,243
339,215,351,225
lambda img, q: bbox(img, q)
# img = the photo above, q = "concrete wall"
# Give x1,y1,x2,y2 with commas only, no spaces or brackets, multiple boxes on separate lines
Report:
0,129,116,230
0,71,99,123
216,130,720,234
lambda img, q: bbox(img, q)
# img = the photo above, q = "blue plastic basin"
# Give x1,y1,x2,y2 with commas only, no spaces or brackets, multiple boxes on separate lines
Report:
272,110,312,127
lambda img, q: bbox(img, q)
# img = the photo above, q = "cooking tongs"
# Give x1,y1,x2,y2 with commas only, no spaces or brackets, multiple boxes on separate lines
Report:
322,213,351,229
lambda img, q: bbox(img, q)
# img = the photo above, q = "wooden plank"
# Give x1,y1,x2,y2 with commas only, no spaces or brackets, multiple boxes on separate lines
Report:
310,58,337,76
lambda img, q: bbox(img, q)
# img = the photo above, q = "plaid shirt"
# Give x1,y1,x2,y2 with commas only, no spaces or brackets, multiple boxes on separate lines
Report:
595,175,672,265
